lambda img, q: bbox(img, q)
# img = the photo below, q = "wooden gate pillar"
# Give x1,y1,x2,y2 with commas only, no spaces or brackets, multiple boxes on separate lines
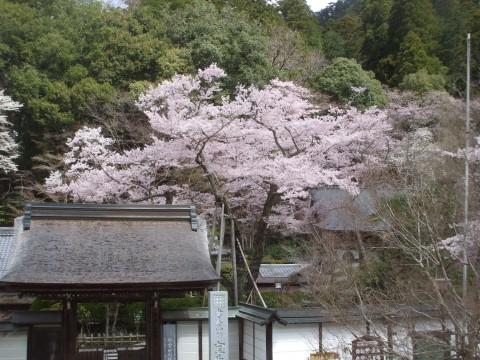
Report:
61,297,77,360
146,294,162,360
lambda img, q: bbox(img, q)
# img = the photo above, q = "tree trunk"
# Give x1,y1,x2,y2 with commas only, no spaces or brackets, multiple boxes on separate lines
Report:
249,183,279,283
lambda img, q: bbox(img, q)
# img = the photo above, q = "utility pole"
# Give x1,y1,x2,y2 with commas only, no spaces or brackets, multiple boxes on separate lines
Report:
463,33,471,302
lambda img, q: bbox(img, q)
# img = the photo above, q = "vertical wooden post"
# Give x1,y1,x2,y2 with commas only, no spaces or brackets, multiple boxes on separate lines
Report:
216,204,225,291
238,318,244,360
266,322,273,360
318,323,323,352
62,297,77,360
231,218,238,306
146,294,162,360
198,320,203,360
387,322,393,359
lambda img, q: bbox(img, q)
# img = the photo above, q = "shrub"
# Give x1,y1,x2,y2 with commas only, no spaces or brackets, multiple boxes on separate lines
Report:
312,57,388,109
399,69,447,94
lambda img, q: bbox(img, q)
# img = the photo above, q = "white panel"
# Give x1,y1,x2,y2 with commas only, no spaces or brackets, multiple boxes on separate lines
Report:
272,323,318,360
323,321,364,360
177,322,199,360
228,320,240,360
209,292,229,360
243,321,254,360
0,330,28,360
254,324,267,360
202,321,209,360
200,319,240,360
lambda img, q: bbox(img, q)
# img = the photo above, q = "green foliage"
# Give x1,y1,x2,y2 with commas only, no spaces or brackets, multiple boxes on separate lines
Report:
160,0,277,88
209,0,279,25
392,31,447,86
264,239,298,260
354,258,388,290
322,30,346,60
324,15,363,60
360,0,392,73
277,0,322,48
160,293,204,308
86,8,171,88
381,0,442,85
30,298,61,310
399,69,447,94
387,0,440,55
312,57,388,108
259,291,281,308
220,262,233,282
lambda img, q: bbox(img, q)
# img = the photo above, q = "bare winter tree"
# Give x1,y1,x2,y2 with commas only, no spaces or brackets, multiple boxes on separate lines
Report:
297,91,480,359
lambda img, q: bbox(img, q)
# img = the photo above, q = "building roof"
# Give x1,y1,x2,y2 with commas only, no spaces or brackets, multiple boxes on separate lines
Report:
257,264,309,284
236,303,285,325
0,228,14,279
0,203,219,294
309,187,386,231
237,304,442,325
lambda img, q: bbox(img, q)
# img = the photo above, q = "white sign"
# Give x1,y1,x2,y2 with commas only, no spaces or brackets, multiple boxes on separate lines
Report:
209,291,228,360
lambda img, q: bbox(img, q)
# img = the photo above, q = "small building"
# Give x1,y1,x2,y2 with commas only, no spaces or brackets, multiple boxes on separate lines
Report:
0,203,220,360
237,303,452,360
309,187,386,232
0,227,31,360
0,203,453,360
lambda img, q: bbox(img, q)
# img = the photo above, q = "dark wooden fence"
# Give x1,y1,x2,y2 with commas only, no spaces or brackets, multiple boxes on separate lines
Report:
78,347,146,360
78,334,147,360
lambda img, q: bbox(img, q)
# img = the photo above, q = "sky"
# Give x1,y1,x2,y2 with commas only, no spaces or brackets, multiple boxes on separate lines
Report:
306,0,332,12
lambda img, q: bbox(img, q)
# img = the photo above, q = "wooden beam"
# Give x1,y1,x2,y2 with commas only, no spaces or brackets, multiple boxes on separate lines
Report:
266,322,273,360
238,318,244,360
146,295,162,360
61,298,77,360
198,320,203,360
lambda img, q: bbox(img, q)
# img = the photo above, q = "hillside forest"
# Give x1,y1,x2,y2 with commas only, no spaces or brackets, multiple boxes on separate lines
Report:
1,0,480,357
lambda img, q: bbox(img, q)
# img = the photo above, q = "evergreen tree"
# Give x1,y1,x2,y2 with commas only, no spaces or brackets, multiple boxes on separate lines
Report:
277,0,323,48
360,0,391,74
382,0,443,85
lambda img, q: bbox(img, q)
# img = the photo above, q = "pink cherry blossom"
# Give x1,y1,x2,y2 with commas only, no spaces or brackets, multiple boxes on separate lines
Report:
47,65,394,238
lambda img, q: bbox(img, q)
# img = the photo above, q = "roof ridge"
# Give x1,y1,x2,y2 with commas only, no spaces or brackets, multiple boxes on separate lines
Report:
23,203,198,231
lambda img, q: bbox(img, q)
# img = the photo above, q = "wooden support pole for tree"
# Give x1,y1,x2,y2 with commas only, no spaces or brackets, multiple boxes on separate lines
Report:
216,204,225,291
231,217,238,306
236,237,267,308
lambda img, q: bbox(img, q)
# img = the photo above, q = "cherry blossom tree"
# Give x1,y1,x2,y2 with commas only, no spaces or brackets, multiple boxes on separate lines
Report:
46,64,394,280
0,90,22,173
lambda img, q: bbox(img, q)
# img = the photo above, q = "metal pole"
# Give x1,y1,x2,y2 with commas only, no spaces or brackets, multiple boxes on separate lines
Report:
463,33,471,302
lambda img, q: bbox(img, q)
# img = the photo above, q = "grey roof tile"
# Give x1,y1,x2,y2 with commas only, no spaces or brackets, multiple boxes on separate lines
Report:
0,228,14,279
257,263,309,282
0,203,219,290
309,188,386,231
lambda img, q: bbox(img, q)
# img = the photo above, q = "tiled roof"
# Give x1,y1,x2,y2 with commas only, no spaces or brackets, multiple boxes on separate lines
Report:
257,263,309,283
238,303,442,323
309,187,386,231
0,228,14,279
236,303,285,325
0,203,219,292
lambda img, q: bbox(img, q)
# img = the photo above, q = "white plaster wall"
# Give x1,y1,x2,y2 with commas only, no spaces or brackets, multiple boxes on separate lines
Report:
272,323,318,360
177,322,200,360
242,321,266,360
391,317,451,359
197,320,239,360
0,330,28,360
243,321,254,360
253,323,267,360
322,322,366,359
